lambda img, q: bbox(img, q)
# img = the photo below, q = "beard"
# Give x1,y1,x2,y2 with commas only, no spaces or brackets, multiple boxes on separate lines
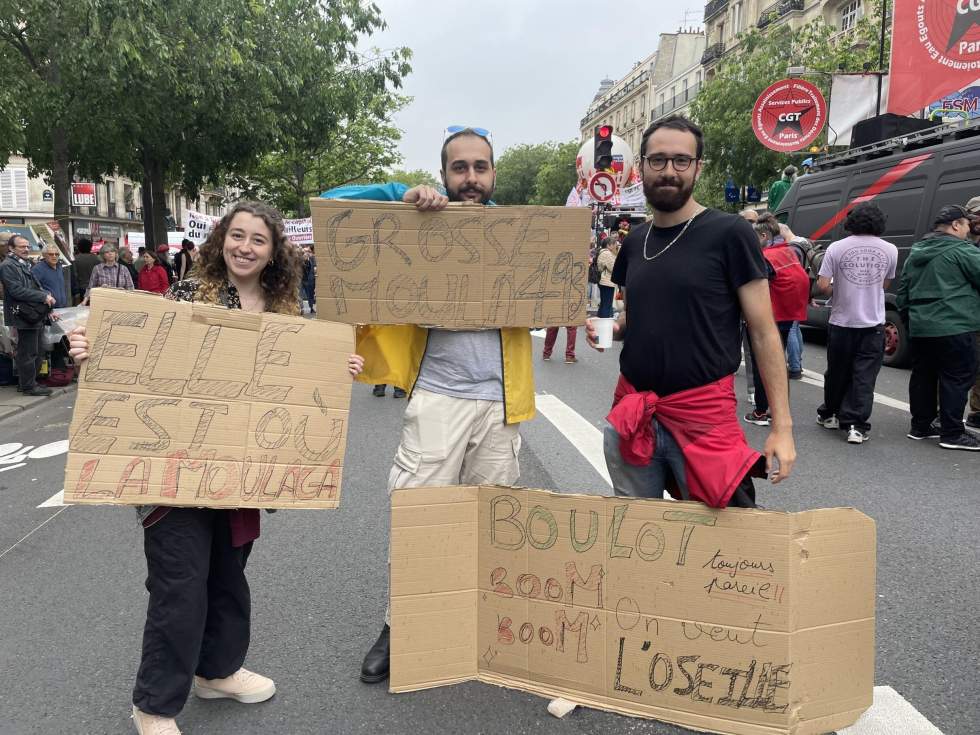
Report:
643,174,695,213
446,181,493,204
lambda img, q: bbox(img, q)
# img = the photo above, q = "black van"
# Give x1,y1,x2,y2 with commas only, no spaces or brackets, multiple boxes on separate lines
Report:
774,118,980,367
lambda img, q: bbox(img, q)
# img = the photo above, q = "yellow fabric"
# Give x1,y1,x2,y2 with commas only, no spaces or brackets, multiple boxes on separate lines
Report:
354,325,535,424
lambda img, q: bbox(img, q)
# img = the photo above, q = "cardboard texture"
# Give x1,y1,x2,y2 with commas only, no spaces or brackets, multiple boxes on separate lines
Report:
310,199,590,327
64,288,354,510
390,487,876,735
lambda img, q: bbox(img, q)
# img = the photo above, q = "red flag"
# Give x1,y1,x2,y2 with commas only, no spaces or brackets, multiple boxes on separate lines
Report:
888,0,980,116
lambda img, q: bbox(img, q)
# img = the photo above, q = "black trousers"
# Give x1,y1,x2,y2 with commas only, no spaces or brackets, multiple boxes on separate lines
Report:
133,509,252,717
14,327,42,390
751,321,793,415
908,333,978,441
819,325,885,432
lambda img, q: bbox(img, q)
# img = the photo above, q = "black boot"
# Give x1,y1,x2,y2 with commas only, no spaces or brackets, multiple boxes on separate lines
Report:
372,384,386,397
360,624,390,683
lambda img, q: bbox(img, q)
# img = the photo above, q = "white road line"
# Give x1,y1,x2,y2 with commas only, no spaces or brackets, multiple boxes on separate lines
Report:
0,506,69,562
534,394,611,488
800,368,911,412
37,489,65,508
838,685,943,734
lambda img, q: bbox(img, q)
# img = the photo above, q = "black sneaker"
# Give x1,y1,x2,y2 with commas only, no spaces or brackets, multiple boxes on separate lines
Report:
907,426,940,440
743,410,771,426
22,385,52,397
939,433,980,451
392,388,406,398
372,385,386,397
966,412,980,431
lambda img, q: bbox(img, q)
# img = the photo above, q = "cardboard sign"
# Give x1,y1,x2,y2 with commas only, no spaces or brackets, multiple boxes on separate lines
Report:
390,487,876,735
64,289,354,510
310,199,590,328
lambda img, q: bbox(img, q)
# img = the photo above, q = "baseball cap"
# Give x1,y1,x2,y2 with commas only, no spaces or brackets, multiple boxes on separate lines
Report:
933,204,970,227
156,244,169,253
965,196,980,214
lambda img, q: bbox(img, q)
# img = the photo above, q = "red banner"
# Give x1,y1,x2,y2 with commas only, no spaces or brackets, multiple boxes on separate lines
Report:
888,0,980,116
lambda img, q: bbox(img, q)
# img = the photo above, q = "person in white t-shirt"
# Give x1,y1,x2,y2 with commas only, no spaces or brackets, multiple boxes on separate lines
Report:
814,203,898,444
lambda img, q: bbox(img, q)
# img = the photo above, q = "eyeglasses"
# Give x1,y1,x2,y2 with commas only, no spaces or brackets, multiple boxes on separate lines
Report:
641,154,697,172
444,125,493,144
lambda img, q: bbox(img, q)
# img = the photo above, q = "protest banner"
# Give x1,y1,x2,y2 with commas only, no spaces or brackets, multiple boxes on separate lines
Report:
186,209,222,244
63,289,354,510
285,217,314,245
310,199,590,328
390,487,876,735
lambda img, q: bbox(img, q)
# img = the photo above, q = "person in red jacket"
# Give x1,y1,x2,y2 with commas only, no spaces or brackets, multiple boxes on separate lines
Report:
744,214,810,425
137,251,170,294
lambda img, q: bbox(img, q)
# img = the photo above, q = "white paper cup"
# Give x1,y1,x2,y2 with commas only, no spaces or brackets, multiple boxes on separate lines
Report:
594,318,614,349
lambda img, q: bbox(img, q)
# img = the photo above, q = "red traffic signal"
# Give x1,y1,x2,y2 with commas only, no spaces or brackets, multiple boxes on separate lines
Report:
594,125,614,171
597,125,612,140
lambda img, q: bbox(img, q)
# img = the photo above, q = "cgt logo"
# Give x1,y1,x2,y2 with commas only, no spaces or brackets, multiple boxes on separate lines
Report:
950,1,980,52
917,0,980,61
752,80,826,152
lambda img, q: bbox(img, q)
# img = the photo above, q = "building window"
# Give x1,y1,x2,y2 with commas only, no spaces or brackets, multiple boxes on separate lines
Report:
0,167,28,212
696,70,702,84
732,2,742,33
106,180,117,216
840,0,863,31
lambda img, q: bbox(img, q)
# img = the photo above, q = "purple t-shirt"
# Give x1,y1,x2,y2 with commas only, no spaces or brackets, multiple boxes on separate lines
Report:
819,235,898,327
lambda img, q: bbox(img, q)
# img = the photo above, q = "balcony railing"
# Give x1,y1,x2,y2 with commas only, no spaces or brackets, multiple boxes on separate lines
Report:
704,0,728,21
757,0,805,29
651,82,703,121
580,70,650,127
700,42,725,65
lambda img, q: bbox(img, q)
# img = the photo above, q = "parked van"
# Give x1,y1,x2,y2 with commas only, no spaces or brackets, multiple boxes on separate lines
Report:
774,118,980,367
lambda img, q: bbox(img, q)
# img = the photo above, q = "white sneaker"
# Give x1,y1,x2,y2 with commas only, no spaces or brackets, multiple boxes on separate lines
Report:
817,414,840,430
193,668,276,704
132,706,182,735
846,427,869,444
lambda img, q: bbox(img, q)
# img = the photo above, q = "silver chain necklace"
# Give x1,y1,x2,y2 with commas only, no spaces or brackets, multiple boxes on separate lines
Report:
642,208,705,261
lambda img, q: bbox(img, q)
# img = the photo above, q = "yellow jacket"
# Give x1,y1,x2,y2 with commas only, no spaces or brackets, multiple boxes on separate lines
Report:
355,325,535,424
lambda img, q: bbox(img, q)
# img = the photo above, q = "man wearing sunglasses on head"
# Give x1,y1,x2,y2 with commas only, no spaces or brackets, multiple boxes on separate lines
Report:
320,126,535,685
585,115,797,510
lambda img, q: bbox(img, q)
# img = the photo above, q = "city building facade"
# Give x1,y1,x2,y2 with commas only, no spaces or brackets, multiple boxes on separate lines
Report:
0,155,232,251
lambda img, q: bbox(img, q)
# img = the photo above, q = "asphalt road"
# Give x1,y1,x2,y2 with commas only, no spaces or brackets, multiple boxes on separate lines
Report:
0,330,976,735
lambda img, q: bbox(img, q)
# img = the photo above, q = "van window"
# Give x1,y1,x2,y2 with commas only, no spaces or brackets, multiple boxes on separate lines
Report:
787,173,847,240
930,145,980,229
847,171,927,247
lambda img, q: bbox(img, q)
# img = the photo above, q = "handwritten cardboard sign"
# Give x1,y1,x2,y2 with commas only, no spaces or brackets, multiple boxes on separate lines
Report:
390,487,876,735
310,199,590,328
64,288,354,510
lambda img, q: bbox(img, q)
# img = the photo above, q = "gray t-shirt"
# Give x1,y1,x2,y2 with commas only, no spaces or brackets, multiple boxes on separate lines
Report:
819,234,898,327
414,329,504,401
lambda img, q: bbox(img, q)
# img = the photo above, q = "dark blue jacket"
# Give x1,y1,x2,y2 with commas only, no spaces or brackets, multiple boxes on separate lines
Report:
31,259,68,308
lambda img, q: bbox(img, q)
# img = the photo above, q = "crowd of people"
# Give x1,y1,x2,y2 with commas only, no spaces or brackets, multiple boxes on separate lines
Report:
0,116,977,735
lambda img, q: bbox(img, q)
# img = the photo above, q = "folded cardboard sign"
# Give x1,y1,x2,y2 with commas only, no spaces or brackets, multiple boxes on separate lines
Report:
64,288,354,510
310,199,590,328
390,486,876,735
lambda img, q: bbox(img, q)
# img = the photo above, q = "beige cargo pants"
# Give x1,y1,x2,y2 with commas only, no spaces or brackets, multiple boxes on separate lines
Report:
383,388,521,624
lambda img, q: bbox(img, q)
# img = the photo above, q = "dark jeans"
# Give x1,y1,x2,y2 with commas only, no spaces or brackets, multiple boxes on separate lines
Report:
598,285,615,318
14,327,42,390
818,324,885,432
908,333,978,441
751,321,793,415
133,509,252,717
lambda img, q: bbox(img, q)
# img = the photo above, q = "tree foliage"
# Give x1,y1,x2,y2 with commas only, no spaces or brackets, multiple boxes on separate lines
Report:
493,140,581,205
529,140,580,206
690,5,890,209
384,168,440,188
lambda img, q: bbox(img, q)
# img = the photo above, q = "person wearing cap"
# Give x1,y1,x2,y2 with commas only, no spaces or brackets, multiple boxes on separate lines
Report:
897,204,980,450
319,126,535,685
156,244,176,285
766,165,796,210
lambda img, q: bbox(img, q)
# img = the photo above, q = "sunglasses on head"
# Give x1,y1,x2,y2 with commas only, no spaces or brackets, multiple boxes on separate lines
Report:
444,125,492,144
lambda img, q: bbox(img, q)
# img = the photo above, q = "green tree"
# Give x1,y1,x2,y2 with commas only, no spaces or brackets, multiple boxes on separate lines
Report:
384,168,439,189
529,140,580,205
690,6,890,209
492,143,556,205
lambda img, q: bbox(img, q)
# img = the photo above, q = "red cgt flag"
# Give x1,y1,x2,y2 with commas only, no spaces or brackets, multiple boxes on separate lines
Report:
888,0,980,116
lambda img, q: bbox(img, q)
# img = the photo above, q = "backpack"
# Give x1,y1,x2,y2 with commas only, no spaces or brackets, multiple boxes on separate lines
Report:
588,256,601,284
788,237,819,276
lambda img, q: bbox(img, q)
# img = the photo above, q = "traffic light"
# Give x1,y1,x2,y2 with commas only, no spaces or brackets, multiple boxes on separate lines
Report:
594,125,613,172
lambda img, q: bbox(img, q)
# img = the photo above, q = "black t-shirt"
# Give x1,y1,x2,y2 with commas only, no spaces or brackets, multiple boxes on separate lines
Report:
612,208,767,395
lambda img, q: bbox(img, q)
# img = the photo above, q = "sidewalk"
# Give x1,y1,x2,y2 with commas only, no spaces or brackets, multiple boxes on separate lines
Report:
0,383,74,422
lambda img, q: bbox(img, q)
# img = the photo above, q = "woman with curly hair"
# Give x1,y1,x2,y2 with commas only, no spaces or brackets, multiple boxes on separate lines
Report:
69,201,364,735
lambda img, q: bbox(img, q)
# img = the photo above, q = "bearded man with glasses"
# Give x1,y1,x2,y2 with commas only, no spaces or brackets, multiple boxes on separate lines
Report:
586,115,797,509
320,126,535,685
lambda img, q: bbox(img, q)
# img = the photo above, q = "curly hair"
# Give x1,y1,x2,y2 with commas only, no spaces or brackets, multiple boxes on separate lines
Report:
844,203,887,236
193,201,301,315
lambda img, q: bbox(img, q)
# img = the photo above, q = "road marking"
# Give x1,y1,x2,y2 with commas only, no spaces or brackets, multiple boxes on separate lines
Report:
0,506,69,562
535,394,611,487
838,685,943,734
799,368,910,412
38,489,66,508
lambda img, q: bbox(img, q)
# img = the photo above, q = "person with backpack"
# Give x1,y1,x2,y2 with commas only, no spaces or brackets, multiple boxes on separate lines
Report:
744,214,810,425
813,203,897,444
